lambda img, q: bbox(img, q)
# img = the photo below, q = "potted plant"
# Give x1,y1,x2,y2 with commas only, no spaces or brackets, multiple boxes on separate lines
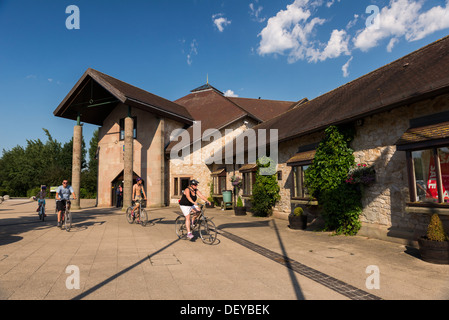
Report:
418,213,449,264
289,206,307,230
234,196,247,216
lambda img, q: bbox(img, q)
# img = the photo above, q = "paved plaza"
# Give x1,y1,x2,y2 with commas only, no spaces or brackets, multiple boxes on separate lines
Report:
1,198,449,302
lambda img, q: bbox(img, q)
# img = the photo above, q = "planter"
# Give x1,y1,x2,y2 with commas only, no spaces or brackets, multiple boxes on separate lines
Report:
418,237,449,265
289,214,307,230
234,207,247,216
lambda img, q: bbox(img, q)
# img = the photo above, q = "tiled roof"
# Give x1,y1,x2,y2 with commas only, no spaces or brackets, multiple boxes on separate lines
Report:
253,35,449,144
54,68,194,126
396,121,449,146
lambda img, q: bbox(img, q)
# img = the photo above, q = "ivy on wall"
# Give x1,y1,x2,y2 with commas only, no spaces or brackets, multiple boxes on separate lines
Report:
304,125,362,235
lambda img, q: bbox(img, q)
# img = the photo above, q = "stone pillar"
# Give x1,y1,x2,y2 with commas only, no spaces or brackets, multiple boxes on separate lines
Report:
123,114,134,209
71,124,82,210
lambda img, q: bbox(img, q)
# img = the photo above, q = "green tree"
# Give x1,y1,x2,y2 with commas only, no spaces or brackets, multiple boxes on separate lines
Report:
0,128,88,197
81,129,99,198
250,156,280,217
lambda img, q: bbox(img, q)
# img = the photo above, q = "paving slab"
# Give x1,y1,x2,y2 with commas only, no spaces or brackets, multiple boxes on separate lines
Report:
0,198,448,303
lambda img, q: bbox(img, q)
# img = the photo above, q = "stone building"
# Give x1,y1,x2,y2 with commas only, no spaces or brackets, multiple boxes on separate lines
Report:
54,35,449,244
54,70,296,209
54,68,194,209
225,35,449,243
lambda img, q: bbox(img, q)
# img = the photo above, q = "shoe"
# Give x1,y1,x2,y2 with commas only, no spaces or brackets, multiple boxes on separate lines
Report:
187,232,194,240
57,222,61,228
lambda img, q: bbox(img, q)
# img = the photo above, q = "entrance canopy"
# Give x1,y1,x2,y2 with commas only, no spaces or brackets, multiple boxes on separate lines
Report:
53,68,194,126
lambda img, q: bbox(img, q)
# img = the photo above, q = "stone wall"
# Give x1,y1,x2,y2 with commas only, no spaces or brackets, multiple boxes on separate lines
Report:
270,93,449,242
168,117,258,206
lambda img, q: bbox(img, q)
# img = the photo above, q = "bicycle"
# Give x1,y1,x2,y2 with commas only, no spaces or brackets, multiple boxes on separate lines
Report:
175,204,217,245
38,201,45,221
33,197,46,221
126,199,148,226
59,198,74,232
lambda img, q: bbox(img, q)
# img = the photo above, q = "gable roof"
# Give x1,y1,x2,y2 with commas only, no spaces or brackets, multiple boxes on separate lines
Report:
54,68,194,126
227,97,297,122
253,35,449,144
165,85,297,154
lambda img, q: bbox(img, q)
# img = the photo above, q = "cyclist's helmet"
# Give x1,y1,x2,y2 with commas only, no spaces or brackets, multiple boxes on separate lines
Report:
41,185,47,190
190,179,199,186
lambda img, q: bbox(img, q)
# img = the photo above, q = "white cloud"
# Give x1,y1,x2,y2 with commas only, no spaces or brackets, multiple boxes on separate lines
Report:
250,2,266,22
213,13,231,32
342,56,353,77
353,0,449,52
386,37,399,52
258,0,350,63
224,90,239,97
187,39,198,66
316,29,350,62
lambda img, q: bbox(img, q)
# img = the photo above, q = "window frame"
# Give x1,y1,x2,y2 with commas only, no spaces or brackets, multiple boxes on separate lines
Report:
406,147,449,205
119,116,137,141
291,164,311,200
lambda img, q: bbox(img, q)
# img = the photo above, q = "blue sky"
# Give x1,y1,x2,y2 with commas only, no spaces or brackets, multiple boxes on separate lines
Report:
1,0,449,153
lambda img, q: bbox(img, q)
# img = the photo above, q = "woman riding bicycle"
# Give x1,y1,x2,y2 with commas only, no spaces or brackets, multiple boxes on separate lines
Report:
179,180,210,240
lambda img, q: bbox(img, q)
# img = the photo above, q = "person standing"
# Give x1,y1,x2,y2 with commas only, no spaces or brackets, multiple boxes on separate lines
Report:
116,184,123,208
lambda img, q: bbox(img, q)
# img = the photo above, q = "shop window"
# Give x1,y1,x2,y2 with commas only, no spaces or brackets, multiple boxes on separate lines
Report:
410,147,449,203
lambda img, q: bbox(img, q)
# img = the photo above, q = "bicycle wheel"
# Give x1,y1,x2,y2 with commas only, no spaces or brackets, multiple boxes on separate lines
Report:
140,209,148,226
40,206,45,222
126,207,134,224
175,215,187,239
199,219,217,245
65,210,72,232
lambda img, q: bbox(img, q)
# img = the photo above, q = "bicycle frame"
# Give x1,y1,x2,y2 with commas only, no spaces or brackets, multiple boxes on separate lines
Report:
175,204,217,245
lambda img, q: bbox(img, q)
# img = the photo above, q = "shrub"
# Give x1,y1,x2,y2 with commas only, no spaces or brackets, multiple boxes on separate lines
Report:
237,196,243,207
293,207,304,217
427,214,448,242
250,156,280,217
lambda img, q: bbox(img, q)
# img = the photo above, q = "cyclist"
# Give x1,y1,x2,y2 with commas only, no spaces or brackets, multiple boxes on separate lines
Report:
131,178,147,222
179,180,211,240
56,180,77,228
34,185,47,217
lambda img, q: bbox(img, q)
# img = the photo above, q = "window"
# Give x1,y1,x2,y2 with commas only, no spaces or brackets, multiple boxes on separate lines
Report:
239,164,257,196
292,165,310,199
173,177,191,196
119,117,137,140
409,147,449,203
173,178,179,196
211,168,226,194
242,171,256,196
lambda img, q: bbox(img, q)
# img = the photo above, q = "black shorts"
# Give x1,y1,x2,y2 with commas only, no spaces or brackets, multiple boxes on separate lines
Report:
56,200,70,212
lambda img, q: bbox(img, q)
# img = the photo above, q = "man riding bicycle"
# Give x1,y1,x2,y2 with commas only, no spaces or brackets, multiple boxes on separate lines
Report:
56,180,77,228
179,180,211,240
130,178,147,222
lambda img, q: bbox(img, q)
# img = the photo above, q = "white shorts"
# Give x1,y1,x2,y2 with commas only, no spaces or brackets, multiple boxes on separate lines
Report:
180,205,200,217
